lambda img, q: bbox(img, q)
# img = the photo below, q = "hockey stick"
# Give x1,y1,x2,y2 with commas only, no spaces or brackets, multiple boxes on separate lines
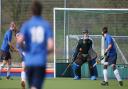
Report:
61,52,80,76
61,61,74,76
93,56,104,67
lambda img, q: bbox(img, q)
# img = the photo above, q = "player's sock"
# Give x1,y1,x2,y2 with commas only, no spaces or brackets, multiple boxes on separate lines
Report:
114,69,122,81
21,71,26,81
31,86,37,89
103,69,108,82
7,65,11,77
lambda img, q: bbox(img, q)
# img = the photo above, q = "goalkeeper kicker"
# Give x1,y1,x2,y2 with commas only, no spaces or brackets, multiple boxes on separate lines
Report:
71,29,98,80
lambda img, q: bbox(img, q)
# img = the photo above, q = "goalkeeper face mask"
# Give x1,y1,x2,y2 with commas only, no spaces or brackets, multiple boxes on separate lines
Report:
83,33,89,39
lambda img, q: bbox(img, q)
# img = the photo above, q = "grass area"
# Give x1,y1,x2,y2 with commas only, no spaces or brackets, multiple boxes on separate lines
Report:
0,77,128,89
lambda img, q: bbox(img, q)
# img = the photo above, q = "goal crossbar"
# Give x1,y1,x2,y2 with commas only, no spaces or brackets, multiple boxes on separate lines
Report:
54,8,128,11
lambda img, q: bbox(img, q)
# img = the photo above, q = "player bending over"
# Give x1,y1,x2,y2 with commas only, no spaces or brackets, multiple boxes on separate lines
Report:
101,27,123,86
72,29,97,80
0,22,16,80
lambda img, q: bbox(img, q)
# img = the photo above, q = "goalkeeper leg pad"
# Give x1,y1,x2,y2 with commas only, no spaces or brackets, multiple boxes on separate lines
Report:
72,62,81,80
88,59,98,80
91,76,96,80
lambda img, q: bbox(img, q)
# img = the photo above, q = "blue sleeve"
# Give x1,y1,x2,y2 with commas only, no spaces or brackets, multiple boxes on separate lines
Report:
7,31,12,43
107,36,112,45
46,23,53,39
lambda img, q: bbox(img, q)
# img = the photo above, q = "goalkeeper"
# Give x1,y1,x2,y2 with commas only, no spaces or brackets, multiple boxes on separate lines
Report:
72,29,98,80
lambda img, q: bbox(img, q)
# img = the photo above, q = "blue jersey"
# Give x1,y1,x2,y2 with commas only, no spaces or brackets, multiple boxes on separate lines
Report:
1,29,12,52
20,16,53,66
105,34,117,57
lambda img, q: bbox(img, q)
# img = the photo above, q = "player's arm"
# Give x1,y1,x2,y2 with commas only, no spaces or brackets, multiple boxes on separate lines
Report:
7,30,18,52
8,42,18,52
16,33,25,50
46,22,54,54
89,39,93,49
47,38,54,54
88,39,97,60
72,40,81,61
105,44,112,53
104,37,112,55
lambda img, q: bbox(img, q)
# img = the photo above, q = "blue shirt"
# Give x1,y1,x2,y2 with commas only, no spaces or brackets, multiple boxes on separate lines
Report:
1,29,12,52
20,16,53,66
105,34,117,57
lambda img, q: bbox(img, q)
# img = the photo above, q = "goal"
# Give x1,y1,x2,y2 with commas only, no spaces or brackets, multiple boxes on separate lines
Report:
53,8,128,78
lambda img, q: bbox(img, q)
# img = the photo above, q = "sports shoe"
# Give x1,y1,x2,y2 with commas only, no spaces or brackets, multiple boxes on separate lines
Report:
119,81,123,86
0,77,2,80
91,76,96,80
101,81,109,86
73,76,81,80
6,76,10,80
21,81,25,89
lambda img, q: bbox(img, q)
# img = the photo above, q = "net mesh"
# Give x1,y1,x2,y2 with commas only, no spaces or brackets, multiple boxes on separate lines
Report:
55,9,128,64
67,35,128,64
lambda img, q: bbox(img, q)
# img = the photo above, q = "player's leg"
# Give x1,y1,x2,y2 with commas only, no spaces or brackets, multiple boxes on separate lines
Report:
6,52,12,80
25,66,33,88
72,53,88,80
112,64,123,86
0,60,6,72
21,61,26,89
72,62,81,80
88,58,98,80
6,59,11,79
72,53,82,80
0,60,7,79
101,65,109,86
110,54,123,86
0,51,7,78
72,53,84,80
101,57,109,86
31,66,46,89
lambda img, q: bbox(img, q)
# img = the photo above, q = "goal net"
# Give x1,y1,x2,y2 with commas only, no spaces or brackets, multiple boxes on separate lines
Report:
54,8,128,62
54,8,128,77
66,35,128,64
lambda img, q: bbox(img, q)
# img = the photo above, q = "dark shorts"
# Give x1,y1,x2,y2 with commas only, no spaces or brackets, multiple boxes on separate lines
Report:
25,66,46,89
0,50,11,61
74,53,89,65
105,54,117,65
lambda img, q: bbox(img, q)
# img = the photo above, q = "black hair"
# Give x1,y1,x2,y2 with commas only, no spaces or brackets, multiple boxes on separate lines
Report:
31,0,43,16
102,27,108,33
83,29,88,34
